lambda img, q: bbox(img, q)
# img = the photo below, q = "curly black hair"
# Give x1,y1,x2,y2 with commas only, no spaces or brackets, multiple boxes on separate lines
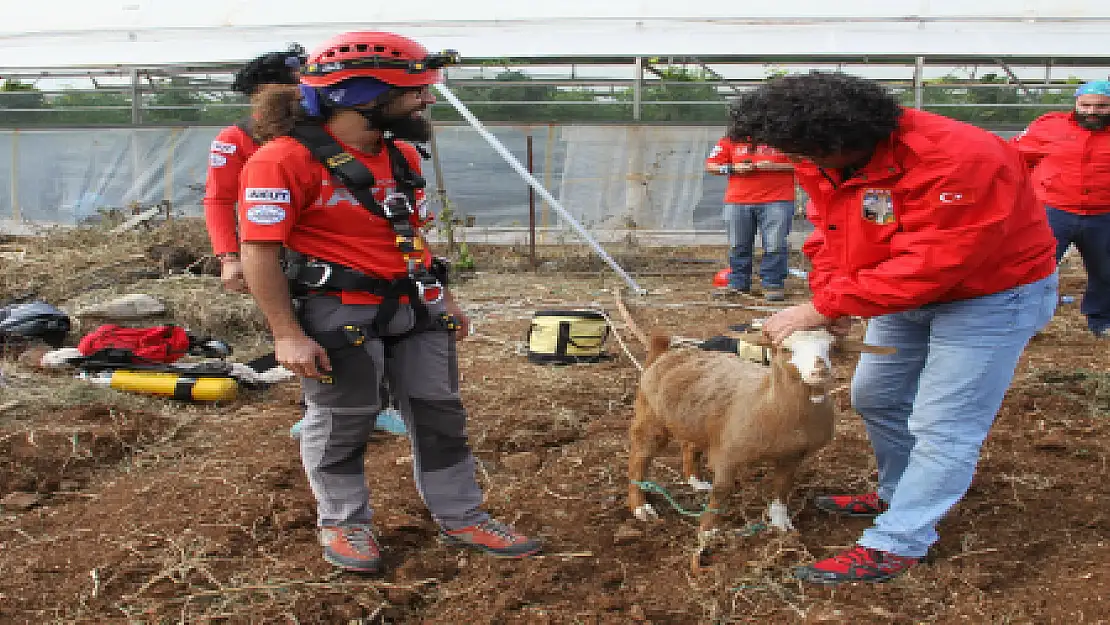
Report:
231,44,306,96
727,72,901,158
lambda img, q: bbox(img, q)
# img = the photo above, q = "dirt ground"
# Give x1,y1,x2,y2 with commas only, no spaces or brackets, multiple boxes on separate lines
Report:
0,222,1107,624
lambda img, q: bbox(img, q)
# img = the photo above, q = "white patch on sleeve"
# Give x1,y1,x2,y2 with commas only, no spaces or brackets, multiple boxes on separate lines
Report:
209,153,227,167
244,188,291,203
416,198,430,221
211,140,237,154
246,204,287,225
708,145,722,158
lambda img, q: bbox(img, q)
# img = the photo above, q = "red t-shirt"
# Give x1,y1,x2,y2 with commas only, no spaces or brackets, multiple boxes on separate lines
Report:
238,133,431,305
705,138,796,203
203,124,259,255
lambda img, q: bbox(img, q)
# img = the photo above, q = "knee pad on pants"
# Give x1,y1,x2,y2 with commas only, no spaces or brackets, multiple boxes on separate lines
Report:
409,397,470,472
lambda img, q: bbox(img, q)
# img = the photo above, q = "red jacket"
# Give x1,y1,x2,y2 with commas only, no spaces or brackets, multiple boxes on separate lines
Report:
203,124,259,255
1010,111,1110,214
801,108,1058,320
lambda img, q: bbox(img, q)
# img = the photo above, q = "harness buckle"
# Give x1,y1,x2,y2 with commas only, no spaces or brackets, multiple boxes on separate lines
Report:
416,278,444,305
341,324,366,347
302,261,333,288
382,192,412,219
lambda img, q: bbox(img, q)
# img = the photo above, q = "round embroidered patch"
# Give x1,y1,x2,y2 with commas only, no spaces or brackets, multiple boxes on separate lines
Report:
246,204,287,225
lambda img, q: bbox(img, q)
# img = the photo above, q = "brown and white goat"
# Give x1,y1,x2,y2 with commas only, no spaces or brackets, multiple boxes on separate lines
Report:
628,329,891,541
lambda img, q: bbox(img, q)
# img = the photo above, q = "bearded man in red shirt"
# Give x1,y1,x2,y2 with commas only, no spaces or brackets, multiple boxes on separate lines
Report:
238,31,541,573
731,72,1059,584
1012,80,1110,339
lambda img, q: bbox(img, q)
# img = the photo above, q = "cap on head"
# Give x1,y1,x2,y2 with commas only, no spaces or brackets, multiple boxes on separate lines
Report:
300,31,459,88
1075,80,1110,98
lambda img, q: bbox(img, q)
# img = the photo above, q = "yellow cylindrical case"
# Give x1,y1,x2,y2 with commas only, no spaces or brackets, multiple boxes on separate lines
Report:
107,370,239,402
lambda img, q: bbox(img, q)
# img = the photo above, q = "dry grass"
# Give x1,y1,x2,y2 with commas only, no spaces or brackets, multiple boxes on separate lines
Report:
1,219,1107,623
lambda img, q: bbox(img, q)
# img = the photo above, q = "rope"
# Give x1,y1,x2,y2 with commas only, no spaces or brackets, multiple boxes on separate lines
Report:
596,307,643,373
631,480,770,538
631,480,717,517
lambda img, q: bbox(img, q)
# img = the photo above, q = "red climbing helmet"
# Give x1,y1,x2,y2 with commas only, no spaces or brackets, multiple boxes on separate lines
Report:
300,31,459,88
713,268,731,288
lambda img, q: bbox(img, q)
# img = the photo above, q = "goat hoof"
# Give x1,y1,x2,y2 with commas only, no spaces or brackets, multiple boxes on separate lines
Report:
768,501,795,533
690,547,715,575
633,503,659,523
687,476,713,492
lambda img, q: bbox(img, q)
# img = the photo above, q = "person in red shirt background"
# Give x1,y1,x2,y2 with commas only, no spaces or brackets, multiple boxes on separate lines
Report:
203,45,305,292
1012,80,1110,338
729,72,1058,584
238,31,541,573
705,137,795,301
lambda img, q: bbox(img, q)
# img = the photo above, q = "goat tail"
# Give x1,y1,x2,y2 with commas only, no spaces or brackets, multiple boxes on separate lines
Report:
645,333,671,368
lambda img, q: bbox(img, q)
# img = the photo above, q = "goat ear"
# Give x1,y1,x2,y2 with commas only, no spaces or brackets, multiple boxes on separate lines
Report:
724,330,773,347
837,338,897,355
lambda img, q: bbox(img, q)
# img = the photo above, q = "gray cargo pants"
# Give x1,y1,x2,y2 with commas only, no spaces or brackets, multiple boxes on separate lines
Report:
297,294,488,530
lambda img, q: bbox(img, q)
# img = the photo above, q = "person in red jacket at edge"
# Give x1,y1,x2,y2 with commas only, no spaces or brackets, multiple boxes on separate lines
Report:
730,72,1058,584
1012,80,1110,339
237,31,542,573
203,45,305,293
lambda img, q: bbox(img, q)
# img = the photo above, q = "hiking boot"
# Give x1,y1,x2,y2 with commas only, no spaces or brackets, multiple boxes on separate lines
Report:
441,519,542,558
764,287,786,302
319,524,382,573
794,545,917,585
814,492,889,517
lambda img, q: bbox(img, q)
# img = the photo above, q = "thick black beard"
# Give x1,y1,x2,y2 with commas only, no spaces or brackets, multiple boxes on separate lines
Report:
1075,111,1110,131
358,108,432,142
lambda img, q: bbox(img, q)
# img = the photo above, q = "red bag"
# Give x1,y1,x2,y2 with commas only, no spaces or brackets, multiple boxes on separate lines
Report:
77,324,192,364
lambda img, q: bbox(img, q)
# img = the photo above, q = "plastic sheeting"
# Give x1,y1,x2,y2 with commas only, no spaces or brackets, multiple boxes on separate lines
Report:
0,124,737,232
0,127,214,225
6,1,1110,66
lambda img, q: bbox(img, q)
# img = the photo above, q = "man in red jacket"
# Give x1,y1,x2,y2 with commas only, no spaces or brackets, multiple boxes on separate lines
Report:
731,72,1059,584
1012,80,1110,338
203,45,304,292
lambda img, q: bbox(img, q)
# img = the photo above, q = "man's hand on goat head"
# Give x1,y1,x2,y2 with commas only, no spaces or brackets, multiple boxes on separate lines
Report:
762,302,831,345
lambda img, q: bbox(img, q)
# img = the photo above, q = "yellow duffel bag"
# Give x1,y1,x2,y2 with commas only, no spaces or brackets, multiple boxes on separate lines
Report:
527,310,610,364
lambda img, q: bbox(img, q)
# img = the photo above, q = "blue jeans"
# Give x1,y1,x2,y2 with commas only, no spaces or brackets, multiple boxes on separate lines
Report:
1046,207,1110,334
850,273,1058,557
724,201,795,290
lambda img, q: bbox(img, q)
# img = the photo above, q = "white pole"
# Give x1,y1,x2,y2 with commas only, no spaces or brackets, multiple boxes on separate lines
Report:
433,83,647,296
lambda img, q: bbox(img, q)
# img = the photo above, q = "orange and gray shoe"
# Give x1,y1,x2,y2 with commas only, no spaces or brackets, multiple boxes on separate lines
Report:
319,524,382,572
441,519,542,558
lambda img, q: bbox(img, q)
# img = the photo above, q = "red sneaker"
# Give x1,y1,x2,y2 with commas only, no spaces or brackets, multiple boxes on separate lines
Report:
814,492,889,517
794,545,917,584
441,519,542,558
319,524,382,573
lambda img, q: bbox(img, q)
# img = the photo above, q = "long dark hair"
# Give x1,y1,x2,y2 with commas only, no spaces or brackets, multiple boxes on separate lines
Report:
231,45,305,96
251,84,310,143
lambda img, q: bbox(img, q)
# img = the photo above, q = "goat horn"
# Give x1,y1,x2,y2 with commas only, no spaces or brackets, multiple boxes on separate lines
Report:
724,330,773,347
838,339,897,355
